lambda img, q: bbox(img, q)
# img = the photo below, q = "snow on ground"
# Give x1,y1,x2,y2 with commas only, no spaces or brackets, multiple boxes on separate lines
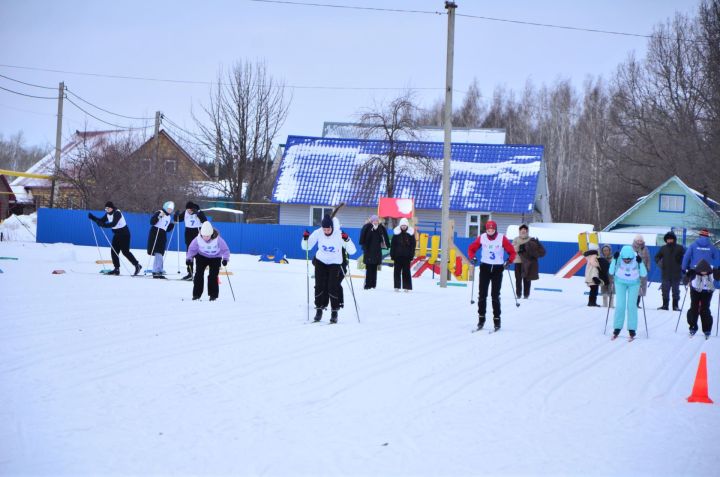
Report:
0,214,37,242
1,241,720,476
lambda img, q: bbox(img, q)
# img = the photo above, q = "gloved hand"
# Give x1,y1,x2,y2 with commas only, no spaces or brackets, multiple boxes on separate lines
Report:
186,259,193,266
686,269,697,280
503,261,511,270
222,259,228,266
158,210,165,218
87,213,97,222
470,257,477,266
613,251,620,259
682,274,692,286
592,277,602,285
636,255,642,263
518,244,526,253
302,230,310,240
341,232,349,242
713,268,720,281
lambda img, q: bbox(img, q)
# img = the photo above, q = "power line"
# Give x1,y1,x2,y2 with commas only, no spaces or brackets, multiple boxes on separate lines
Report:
65,96,153,131
247,0,443,16
0,85,57,100
0,73,56,90
65,89,154,120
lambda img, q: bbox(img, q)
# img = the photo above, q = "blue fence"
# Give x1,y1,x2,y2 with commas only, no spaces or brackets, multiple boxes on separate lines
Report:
36,208,661,281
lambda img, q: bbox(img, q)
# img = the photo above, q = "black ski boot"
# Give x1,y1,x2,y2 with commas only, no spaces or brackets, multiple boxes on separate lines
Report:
152,273,166,279
493,317,501,332
628,330,636,342
133,263,142,276
192,296,201,301
611,329,621,340
106,268,120,276
330,310,338,324
313,309,323,322
672,299,680,311
477,315,485,330
657,300,668,311
209,296,217,302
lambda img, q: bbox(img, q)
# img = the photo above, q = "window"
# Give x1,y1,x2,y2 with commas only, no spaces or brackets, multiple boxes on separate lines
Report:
164,159,177,173
466,213,490,238
659,194,685,213
311,206,333,227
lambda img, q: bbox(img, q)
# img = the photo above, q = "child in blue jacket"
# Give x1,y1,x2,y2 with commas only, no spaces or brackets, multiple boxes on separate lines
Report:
609,245,648,340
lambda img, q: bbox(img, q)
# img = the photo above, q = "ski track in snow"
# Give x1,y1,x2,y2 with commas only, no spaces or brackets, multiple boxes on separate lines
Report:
1,242,720,476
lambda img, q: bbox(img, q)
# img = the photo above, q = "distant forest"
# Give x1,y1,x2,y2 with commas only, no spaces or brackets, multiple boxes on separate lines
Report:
416,0,719,228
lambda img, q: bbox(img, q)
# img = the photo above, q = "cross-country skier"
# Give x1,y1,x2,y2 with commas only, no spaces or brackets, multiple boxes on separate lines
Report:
467,220,516,331
177,201,207,281
683,259,719,338
88,201,142,276
301,214,357,323
147,201,175,279
608,245,648,340
186,221,230,301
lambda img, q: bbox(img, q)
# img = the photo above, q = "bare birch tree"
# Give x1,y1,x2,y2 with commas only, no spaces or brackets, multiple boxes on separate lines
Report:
194,60,290,217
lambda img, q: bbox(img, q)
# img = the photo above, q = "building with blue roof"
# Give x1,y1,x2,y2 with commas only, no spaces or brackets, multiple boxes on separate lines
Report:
271,135,551,237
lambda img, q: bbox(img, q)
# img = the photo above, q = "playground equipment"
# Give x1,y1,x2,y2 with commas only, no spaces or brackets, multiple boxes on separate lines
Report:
555,231,598,278
410,220,471,281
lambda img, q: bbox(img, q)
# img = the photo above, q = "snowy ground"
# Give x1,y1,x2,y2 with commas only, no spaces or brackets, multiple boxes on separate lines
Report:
1,240,719,476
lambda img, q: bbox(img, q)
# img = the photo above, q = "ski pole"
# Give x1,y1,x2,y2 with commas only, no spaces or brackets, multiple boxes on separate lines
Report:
97,225,134,274
505,265,520,307
145,226,161,274
90,221,108,271
345,270,361,323
716,291,719,337
675,285,689,333
306,244,310,322
223,263,236,302
604,285,614,335
641,294,649,338
164,221,177,275
469,262,476,305
176,215,181,274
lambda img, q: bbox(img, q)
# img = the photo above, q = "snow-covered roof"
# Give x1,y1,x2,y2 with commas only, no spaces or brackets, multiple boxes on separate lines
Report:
272,136,544,213
322,122,506,145
10,185,33,204
10,130,140,188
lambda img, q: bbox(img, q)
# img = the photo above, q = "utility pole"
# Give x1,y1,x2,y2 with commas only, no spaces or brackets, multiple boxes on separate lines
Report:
439,1,456,288
153,111,161,163
50,81,64,208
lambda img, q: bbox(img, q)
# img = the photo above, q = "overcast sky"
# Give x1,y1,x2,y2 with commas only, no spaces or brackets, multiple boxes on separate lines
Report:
0,0,701,153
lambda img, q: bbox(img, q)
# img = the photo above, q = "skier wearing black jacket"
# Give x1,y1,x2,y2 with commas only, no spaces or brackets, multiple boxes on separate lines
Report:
177,201,207,280
147,201,176,279
88,201,142,276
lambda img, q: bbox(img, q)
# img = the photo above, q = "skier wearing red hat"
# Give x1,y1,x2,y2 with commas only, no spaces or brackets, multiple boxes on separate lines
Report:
468,220,516,331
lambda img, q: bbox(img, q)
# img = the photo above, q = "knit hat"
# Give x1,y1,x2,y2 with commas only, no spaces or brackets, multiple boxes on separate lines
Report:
399,218,409,228
699,228,710,237
485,220,497,230
663,231,677,243
104,201,115,209
583,249,599,257
369,214,379,222
633,235,645,244
321,215,333,229
200,221,214,237
185,201,198,211
162,201,175,214
695,259,712,274
519,224,529,231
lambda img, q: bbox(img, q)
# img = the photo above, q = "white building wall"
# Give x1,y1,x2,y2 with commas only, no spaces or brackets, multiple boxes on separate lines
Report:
279,204,527,237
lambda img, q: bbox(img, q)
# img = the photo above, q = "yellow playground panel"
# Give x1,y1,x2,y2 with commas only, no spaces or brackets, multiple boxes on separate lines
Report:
578,231,599,252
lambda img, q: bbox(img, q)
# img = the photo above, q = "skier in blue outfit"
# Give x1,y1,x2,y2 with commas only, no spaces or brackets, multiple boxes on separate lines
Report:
681,228,719,274
608,245,648,340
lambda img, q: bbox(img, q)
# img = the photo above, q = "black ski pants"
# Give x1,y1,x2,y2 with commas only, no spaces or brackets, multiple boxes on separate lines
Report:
478,263,504,321
111,228,138,269
393,257,412,290
314,259,341,310
588,284,599,306
185,228,200,275
193,255,221,299
364,263,378,289
661,277,681,307
687,289,714,334
514,264,531,298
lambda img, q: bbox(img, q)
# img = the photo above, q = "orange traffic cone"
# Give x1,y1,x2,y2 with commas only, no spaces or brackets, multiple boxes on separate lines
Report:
687,352,713,404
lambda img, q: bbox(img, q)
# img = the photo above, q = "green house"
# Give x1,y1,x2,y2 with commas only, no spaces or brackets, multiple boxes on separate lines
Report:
603,176,720,244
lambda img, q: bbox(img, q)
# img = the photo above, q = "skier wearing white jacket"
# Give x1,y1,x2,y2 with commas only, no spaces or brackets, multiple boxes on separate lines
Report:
301,214,356,323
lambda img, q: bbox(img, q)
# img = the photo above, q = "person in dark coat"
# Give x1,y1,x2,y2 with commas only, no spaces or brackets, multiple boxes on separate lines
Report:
390,218,416,291
177,201,208,280
88,201,142,276
359,214,389,290
147,201,176,279
515,233,545,298
654,231,685,310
